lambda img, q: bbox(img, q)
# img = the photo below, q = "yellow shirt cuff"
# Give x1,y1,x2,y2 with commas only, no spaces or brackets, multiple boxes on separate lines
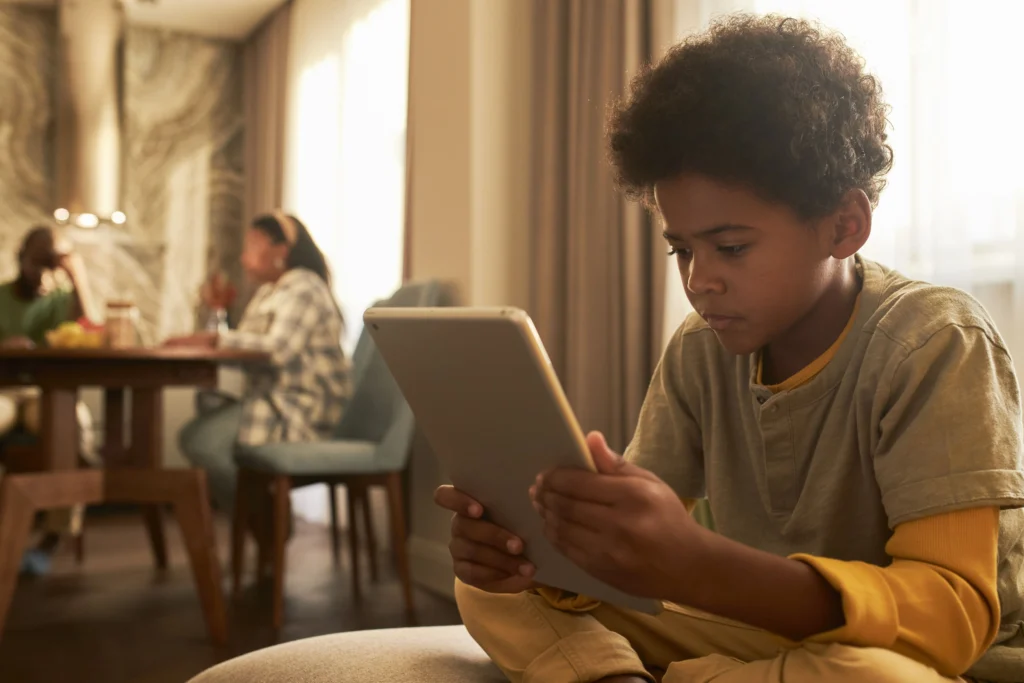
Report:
790,554,899,647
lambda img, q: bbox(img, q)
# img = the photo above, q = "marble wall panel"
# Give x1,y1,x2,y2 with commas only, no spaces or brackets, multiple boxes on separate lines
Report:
0,7,244,343
0,7,56,281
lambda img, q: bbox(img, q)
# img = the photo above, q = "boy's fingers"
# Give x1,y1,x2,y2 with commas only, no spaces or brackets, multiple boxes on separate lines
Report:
449,537,532,577
451,515,524,555
543,520,606,570
454,560,509,587
435,485,483,517
538,462,659,503
454,561,536,593
537,468,623,504
540,492,612,532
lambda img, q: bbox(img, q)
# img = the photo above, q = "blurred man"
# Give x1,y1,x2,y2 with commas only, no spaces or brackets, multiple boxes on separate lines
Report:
0,225,98,575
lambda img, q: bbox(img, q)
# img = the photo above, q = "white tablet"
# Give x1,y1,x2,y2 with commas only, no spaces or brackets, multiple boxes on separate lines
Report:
364,306,662,614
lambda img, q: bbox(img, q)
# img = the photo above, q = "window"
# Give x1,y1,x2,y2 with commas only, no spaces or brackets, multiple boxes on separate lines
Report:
283,0,410,522
285,0,409,354
666,0,1024,359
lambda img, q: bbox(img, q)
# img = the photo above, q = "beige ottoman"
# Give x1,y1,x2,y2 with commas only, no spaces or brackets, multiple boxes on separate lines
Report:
188,625,507,683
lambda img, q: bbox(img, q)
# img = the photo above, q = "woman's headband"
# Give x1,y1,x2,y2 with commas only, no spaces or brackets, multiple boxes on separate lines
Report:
272,210,298,246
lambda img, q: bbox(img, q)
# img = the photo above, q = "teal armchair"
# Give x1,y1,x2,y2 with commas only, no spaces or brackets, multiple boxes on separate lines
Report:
230,280,444,628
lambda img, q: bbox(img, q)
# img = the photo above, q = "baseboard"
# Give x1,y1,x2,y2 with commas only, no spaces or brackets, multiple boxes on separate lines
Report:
408,535,455,601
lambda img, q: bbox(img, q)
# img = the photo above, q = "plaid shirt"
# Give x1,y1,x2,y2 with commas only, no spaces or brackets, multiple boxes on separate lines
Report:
218,268,350,446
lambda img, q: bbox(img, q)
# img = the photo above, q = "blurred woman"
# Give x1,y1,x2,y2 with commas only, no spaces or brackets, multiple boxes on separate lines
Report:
169,212,350,511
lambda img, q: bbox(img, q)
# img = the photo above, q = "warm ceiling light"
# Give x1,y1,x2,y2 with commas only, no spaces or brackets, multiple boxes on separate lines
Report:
111,211,126,225
54,208,70,222
76,213,99,229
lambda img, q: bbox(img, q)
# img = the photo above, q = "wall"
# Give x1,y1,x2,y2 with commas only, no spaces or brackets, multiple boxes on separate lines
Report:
0,7,245,467
0,6,56,266
120,27,245,467
122,27,245,343
404,0,683,600
404,0,532,599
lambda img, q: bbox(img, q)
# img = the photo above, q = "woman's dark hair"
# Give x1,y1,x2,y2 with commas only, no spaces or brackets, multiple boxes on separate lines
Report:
252,213,345,328
252,213,333,287
607,14,893,220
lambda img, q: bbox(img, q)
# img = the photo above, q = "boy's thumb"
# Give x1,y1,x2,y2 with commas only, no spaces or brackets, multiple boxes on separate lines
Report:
586,431,626,475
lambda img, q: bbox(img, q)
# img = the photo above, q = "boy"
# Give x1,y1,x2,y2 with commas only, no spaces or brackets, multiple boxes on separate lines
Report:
436,14,1024,683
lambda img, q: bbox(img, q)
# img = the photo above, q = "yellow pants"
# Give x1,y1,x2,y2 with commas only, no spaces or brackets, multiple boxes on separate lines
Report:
456,580,964,683
0,390,97,537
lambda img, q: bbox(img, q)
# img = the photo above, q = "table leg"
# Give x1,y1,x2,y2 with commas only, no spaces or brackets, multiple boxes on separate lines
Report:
41,389,78,471
106,470,227,645
0,478,38,634
0,471,104,638
131,388,168,570
102,388,126,465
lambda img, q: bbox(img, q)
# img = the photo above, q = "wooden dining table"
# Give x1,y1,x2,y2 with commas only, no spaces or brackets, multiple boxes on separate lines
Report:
0,346,268,644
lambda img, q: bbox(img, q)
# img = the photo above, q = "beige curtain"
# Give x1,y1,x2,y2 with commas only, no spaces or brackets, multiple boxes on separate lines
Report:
238,1,291,312
530,0,665,453
242,2,291,222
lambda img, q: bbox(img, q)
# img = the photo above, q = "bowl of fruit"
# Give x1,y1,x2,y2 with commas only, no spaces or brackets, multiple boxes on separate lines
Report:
45,318,106,349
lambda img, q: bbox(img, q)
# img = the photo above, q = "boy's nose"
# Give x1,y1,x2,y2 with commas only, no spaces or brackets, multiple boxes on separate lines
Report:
685,259,725,296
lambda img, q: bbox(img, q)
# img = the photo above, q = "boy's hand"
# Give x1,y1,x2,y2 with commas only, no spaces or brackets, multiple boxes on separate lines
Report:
531,432,702,601
435,485,538,594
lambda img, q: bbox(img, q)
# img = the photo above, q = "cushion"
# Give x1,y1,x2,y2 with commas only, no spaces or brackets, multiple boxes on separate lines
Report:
187,625,507,683
234,439,385,475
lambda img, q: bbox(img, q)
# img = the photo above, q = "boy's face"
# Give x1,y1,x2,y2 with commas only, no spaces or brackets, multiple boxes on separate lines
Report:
655,173,841,356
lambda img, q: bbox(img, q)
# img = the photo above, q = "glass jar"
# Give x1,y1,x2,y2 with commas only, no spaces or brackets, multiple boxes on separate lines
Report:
105,301,139,349
204,307,229,334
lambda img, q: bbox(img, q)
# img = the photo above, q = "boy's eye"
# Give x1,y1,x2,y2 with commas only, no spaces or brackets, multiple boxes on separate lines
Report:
718,244,748,256
667,247,692,258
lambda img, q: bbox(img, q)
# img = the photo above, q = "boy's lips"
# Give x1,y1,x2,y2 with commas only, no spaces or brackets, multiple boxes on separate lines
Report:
701,312,742,330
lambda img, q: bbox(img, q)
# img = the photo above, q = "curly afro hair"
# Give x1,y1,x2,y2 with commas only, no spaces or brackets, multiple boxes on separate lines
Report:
607,14,893,220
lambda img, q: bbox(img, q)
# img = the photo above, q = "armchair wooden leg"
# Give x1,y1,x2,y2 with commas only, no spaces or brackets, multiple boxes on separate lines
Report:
360,485,379,582
231,468,255,597
253,474,273,581
328,484,341,565
385,472,414,617
270,474,291,630
73,529,85,565
346,483,362,601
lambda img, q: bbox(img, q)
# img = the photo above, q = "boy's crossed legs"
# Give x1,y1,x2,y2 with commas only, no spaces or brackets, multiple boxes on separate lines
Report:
456,580,961,683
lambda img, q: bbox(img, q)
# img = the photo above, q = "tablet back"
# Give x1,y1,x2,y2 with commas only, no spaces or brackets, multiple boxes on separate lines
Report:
364,306,661,614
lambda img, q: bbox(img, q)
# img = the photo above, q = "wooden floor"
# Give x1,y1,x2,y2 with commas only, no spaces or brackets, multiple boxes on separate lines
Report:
0,510,462,683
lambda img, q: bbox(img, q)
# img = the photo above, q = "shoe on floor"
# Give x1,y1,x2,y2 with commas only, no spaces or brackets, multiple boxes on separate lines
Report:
20,548,52,577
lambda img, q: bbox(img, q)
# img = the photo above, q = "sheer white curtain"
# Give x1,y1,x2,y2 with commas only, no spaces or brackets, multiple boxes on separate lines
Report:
283,0,410,522
666,0,1024,362
284,0,409,354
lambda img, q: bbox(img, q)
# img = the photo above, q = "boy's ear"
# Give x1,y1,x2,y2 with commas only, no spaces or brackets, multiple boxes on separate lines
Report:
827,189,872,259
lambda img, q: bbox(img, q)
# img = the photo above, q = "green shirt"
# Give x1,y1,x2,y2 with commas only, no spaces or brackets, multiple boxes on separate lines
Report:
0,281,74,346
